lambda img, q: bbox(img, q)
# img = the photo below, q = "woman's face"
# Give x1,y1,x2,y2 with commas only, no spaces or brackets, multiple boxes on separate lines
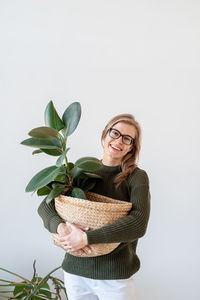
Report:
102,122,136,165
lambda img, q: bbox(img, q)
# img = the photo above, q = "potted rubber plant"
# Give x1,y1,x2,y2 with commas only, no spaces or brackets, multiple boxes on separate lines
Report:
0,261,67,299
21,101,132,257
21,101,103,203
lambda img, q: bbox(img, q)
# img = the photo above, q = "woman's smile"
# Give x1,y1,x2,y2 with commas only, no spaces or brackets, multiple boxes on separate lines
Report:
109,143,122,152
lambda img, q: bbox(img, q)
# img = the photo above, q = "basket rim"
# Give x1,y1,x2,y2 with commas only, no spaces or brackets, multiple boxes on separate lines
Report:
55,192,132,212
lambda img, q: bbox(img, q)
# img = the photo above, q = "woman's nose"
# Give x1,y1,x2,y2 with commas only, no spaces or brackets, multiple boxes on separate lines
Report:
116,136,123,144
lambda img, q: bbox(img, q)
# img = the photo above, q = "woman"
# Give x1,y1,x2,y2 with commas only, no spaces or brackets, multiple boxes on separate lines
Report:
38,113,150,300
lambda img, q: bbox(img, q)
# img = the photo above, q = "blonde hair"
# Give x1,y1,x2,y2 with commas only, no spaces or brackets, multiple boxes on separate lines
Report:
101,114,141,186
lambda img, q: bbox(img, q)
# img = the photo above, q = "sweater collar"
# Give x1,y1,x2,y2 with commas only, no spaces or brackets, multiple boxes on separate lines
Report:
101,164,121,173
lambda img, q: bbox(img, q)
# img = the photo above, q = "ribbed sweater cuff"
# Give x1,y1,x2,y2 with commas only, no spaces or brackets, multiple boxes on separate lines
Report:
86,229,107,245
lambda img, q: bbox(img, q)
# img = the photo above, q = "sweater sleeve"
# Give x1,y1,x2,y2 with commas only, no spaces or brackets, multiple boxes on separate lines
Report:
86,170,151,244
37,198,64,233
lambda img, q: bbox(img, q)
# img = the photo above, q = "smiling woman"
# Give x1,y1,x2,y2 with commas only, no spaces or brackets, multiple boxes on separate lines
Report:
101,114,142,187
102,121,136,166
38,113,150,300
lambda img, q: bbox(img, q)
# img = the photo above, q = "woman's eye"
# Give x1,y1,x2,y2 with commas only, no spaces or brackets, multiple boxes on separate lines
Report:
112,130,119,136
124,137,131,143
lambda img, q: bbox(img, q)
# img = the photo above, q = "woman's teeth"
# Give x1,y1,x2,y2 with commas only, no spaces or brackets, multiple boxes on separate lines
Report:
111,145,122,151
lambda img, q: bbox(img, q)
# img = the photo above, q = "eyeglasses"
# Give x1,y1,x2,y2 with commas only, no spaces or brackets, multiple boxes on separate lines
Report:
108,128,135,145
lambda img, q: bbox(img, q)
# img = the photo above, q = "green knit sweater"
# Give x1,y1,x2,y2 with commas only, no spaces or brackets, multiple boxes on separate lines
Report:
37,165,150,280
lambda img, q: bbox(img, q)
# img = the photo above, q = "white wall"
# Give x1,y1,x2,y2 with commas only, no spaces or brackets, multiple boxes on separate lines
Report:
1,1,200,299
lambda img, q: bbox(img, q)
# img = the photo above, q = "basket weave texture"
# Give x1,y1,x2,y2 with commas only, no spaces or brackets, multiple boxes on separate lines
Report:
52,192,132,257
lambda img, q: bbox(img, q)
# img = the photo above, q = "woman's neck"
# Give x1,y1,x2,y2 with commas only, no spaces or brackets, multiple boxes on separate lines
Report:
102,156,121,167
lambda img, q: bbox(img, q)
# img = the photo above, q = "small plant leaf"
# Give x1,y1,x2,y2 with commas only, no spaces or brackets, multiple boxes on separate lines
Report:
45,185,66,204
32,149,43,155
44,101,64,131
75,157,102,172
25,166,65,192
37,186,51,196
67,162,74,171
21,138,62,149
41,148,63,156
28,127,59,139
56,148,70,167
51,182,66,189
71,187,86,199
62,102,81,136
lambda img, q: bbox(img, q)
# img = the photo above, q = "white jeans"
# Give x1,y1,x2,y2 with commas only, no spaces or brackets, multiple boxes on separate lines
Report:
64,271,135,300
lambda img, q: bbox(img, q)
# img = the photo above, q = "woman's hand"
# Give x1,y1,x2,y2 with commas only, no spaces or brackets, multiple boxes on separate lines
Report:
57,222,71,236
57,222,91,255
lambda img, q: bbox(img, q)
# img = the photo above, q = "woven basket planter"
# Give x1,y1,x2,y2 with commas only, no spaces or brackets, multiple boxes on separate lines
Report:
52,192,132,257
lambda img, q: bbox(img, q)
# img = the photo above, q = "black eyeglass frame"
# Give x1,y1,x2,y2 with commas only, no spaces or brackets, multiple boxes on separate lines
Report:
108,128,135,145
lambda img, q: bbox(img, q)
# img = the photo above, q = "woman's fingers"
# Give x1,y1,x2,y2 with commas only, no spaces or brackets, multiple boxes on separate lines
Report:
67,245,92,254
84,246,92,253
78,225,90,231
67,222,90,232
76,249,85,255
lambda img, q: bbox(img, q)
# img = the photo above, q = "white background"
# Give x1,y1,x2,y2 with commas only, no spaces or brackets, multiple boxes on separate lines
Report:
0,1,200,299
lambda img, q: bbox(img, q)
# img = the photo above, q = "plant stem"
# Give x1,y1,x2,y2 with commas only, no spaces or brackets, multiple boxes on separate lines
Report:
57,133,65,150
64,156,72,188
57,132,72,189
31,260,36,282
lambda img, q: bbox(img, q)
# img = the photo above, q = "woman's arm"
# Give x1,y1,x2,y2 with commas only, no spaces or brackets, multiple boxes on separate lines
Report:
37,199,64,233
38,198,91,254
60,170,150,251
86,183,150,244
38,169,150,250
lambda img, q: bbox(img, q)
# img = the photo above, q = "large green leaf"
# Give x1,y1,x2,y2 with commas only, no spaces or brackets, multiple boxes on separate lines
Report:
25,166,65,192
45,184,66,204
41,148,63,156
21,138,62,149
75,157,102,172
44,101,65,131
62,102,81,136
28,126,59,139
71,187,86,199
